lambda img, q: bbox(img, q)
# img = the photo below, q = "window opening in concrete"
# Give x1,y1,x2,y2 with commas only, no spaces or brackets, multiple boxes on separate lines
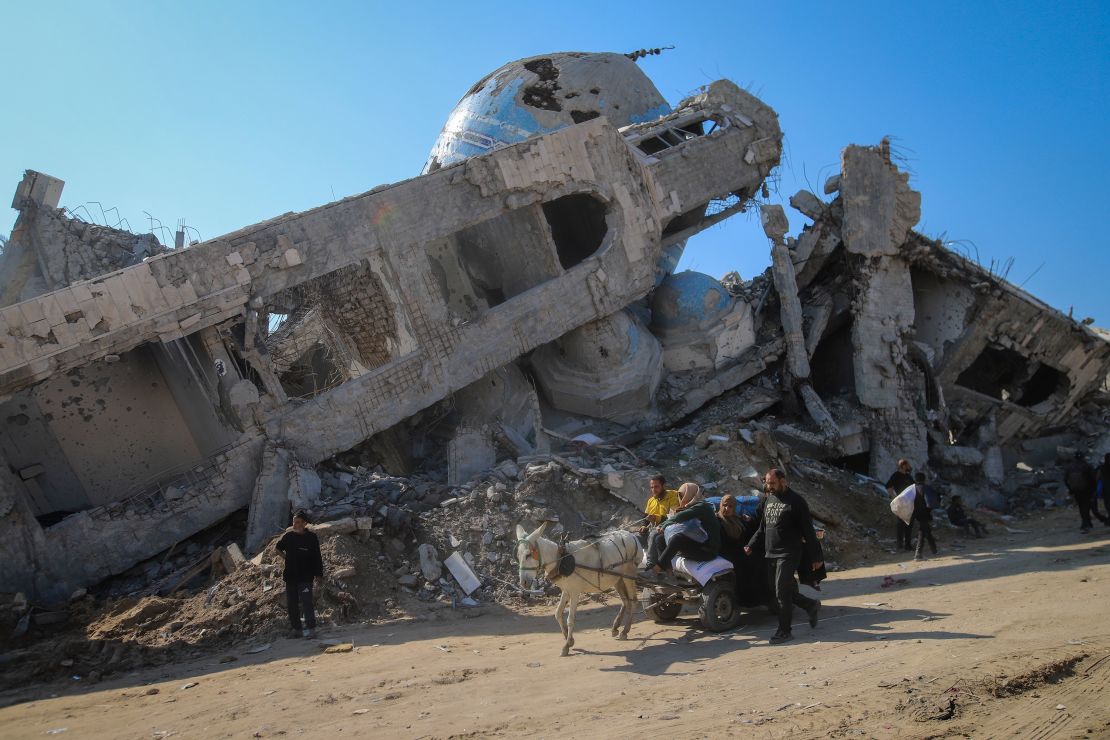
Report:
907,345,941,411
827,451,870,475
670,214,773,293
319,263,403,372
632,116,713,157
267,312,289,335
279,343,345,399
810,318,856,398
955,346,1069,408
542,193,608,270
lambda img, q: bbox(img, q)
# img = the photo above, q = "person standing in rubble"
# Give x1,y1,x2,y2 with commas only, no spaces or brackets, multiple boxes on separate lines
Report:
276,510,324,639
744,469,823,645
886,459,915,551
1064,451,1103,532
909,473,939,561
1092,453,1110,525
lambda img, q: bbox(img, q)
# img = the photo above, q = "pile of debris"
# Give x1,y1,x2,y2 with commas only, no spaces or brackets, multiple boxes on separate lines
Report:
0,382,939,690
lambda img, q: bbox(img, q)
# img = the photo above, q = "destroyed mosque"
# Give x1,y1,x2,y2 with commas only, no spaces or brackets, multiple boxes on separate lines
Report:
1,51,1107,602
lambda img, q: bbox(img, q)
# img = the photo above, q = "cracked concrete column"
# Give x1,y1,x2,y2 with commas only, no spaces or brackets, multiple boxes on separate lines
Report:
839,142,926,476
761,205,841,447
762,206,809,381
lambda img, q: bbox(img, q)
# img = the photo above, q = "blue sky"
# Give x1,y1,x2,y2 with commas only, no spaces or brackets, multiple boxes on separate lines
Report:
3,2,1108,321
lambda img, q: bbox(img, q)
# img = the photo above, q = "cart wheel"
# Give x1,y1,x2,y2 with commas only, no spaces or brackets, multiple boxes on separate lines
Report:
641,588,682,622
698,579,739,632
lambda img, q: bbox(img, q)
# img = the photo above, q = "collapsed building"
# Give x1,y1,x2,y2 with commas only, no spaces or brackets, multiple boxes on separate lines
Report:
1,51,1107,603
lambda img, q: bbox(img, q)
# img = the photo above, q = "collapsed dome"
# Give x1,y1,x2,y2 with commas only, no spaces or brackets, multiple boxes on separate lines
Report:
651,271,734,333
423,51,671,173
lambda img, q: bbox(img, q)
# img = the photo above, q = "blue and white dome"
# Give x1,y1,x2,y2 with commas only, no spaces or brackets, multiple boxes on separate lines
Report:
651,271,734,332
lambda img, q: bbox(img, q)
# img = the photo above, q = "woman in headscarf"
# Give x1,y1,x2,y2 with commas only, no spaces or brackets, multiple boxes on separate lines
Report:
643,482,720,574
717,493,747,559
717,492,769,605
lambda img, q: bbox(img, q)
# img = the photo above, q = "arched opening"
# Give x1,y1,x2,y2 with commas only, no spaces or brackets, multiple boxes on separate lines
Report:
542,193,608,270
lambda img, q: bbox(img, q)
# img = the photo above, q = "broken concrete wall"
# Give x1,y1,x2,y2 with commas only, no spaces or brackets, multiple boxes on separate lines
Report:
0,344,218,513
922,243,1110,443
1,171,168,309
909,268,977,367
0,437,263,601
28,209,164,292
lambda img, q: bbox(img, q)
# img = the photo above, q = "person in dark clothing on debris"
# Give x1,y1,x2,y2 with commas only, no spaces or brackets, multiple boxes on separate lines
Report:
947,495,986,538
911,472,939,561
1093,453,1110,525
276,510,324,639
886,459,915,551
745,469,823,645
1064,451,1104,532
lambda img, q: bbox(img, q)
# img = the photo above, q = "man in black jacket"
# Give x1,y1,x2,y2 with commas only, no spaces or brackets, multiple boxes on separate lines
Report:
886,459,915,551
745,469,824,644
276,510,324,638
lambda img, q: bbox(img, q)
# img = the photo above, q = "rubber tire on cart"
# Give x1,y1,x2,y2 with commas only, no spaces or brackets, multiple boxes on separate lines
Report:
641,589,682,622
698,579,740,632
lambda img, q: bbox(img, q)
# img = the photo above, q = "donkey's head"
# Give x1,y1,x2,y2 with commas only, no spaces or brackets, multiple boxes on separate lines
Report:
514,522,549,589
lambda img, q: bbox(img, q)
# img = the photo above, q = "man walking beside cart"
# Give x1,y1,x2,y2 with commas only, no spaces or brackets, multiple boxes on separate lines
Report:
745,468,824,645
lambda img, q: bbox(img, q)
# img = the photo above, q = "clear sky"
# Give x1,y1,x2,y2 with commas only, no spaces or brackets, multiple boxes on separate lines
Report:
3,2,1108,321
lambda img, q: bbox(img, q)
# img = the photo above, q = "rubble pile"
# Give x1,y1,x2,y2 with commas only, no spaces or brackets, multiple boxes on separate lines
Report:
0,382,927,688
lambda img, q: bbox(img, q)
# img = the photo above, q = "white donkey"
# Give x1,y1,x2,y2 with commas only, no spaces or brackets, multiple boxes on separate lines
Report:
515,522,644,656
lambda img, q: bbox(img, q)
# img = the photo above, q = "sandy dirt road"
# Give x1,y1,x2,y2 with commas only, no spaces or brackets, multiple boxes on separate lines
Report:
3,508,1109,739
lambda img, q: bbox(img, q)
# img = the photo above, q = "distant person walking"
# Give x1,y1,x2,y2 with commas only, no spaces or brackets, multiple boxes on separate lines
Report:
1064,451,1101,532
745,469,823,645
276,510,323,639
909,473,939,561
885,459,915,551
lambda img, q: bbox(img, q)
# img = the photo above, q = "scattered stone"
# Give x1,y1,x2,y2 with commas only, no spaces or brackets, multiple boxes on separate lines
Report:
418,544,442,582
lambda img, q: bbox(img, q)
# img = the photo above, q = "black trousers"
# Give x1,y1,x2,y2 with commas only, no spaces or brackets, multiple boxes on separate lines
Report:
767,553,816,634
915,518,937,557
1072,490,1094,528
959,519,985,537
895,517,915,550
285,580,316,630
1093,491,1110,522
647,530,715,570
